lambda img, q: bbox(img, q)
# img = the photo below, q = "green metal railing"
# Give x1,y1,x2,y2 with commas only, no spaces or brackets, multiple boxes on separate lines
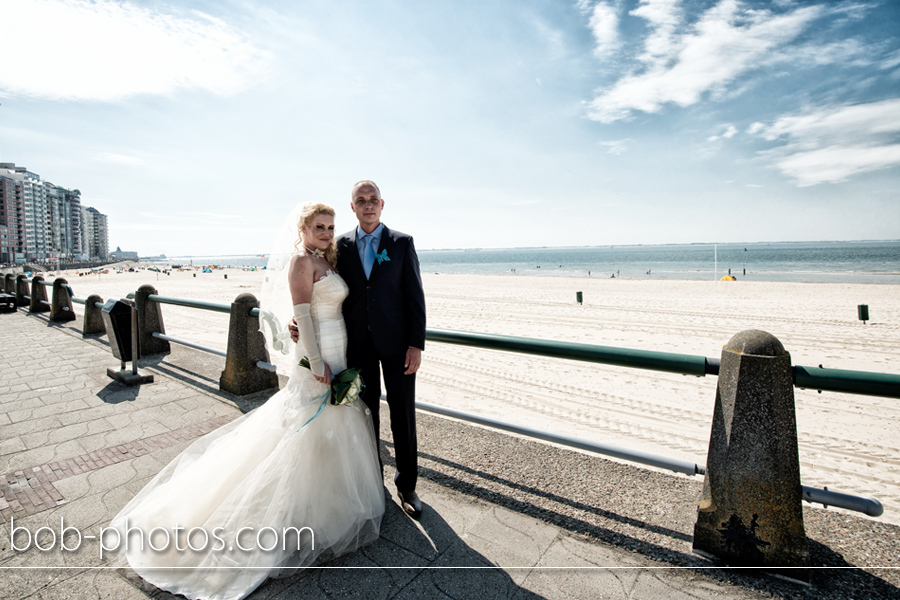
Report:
13,276,894,516
22,277,900,400
794,365,900,399
147,295,232,314
426,328,900,400
426,328,712,377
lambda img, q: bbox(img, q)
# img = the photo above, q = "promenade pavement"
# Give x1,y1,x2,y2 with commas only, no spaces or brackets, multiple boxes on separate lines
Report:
0,308,784,599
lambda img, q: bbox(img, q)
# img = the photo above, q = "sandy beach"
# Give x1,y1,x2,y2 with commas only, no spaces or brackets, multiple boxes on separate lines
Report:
55,263,900,526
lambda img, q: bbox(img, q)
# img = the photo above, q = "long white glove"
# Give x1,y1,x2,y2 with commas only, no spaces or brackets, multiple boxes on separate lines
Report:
292,303,324,377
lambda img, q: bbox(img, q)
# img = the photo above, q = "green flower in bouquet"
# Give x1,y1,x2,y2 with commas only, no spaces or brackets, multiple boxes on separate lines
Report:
299,358,365,406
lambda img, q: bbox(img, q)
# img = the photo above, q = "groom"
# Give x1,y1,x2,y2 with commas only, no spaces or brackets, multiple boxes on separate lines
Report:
297,180,427,518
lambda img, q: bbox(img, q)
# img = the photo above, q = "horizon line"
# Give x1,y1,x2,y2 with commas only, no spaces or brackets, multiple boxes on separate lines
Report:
145,238,900,259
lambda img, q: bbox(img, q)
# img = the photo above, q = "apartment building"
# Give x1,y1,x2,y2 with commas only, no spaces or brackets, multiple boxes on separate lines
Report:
0,163,105,264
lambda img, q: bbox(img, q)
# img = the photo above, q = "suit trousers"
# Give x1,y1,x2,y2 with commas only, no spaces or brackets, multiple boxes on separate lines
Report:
358,332,418,494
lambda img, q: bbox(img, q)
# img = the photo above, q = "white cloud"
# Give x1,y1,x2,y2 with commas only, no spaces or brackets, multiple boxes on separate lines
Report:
100,153,144,166
532,16,566,59
630,0,682,65
881,48,900,70
0,0,270,102
586,1,823,122
708,124,738,141
753,99,900,186
587,2,621,59
599,138,630,154
777,38,872,69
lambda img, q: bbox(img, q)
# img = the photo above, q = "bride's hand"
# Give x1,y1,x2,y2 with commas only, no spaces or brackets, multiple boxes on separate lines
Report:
314,363,333,384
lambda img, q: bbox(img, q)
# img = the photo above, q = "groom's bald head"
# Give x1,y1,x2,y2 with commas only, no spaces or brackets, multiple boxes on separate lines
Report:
351,180,381,199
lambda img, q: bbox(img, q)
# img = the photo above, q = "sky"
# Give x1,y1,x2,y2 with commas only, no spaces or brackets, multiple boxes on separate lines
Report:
0,0,898,256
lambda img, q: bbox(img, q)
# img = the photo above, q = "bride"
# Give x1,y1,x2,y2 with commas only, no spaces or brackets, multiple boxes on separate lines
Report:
106,203,385,600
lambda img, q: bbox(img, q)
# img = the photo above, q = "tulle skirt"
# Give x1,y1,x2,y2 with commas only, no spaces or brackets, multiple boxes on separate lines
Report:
106,365,384,600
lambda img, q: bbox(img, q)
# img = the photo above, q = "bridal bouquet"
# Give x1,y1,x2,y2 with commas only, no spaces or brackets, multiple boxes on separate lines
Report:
299,358,365,406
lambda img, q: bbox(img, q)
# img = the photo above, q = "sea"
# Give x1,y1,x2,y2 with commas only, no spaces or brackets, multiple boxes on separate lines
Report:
154,240,900,284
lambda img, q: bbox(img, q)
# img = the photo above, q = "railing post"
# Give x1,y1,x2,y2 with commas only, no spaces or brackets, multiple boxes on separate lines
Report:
50,278,76,322
16,274,29,306
134,284,170,355
29,275,49,313
693,330,809,578
219,293,278,396
83,294,105,336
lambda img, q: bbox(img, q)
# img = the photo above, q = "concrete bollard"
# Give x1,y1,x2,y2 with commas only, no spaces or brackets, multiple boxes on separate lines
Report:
29,275,50,313
83,294,105,336
16,274,30,306
693,330,809,577
5,273,15,294
134,284,170,355
50,278,76,322
220,293,278,396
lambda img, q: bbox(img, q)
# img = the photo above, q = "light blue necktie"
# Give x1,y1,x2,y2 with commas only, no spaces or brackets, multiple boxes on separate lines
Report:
361,234,375,279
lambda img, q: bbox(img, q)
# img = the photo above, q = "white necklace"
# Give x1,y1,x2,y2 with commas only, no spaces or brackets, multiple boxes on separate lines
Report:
304,245,325,258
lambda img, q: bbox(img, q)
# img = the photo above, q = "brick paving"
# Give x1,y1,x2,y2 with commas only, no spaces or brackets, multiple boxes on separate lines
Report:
0,415,234,522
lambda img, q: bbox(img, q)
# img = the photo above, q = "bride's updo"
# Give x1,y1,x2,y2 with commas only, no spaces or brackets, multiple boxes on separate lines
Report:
295,202,338,269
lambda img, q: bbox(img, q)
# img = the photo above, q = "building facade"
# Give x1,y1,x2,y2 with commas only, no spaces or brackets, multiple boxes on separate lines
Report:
0,163,106,264
82,206,109,261
109,246,138,260
0,173,26,264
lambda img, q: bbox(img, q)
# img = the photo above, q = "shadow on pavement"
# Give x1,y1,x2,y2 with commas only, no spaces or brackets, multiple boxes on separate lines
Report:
245,500,549,600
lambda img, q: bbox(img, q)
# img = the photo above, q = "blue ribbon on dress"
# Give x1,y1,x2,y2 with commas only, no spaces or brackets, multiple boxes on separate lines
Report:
294,388,330,433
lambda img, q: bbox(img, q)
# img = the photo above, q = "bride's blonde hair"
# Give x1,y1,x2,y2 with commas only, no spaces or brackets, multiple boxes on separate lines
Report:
295,202,338,268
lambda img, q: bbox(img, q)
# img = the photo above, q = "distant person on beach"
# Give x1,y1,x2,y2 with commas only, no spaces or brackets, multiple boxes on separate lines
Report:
107,203,384,599
291,180,427,519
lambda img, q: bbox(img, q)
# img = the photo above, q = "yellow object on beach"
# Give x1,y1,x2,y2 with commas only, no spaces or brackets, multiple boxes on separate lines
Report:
720,275,736,281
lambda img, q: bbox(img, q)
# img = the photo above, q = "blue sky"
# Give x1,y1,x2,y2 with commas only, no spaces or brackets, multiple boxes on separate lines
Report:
1,0,898,255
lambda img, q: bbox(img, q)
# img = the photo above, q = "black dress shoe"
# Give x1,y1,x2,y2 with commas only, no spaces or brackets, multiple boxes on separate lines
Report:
397,489,423,519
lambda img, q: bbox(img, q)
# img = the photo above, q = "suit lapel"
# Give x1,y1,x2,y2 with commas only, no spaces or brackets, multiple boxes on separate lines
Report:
342,231,367,282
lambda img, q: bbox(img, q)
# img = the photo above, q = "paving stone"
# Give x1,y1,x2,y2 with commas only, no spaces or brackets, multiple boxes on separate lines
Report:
4,416,64,438
0,437,27,457
0,396,44,415
46,423,90,446
38,568,150,600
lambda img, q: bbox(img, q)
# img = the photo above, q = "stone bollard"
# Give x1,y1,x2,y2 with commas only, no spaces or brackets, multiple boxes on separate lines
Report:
5,273,15,294
693,330,809,578
16,274,30,306
29,275,50,313
50,278,77,322
83,294,106,336
134,284,170,355
220,293,278,396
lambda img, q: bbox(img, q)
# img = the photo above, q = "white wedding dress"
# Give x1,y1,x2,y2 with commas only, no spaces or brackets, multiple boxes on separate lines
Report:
107,272,384,600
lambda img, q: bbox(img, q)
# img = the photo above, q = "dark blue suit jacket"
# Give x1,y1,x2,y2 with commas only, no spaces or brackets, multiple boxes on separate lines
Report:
336,225,426,364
